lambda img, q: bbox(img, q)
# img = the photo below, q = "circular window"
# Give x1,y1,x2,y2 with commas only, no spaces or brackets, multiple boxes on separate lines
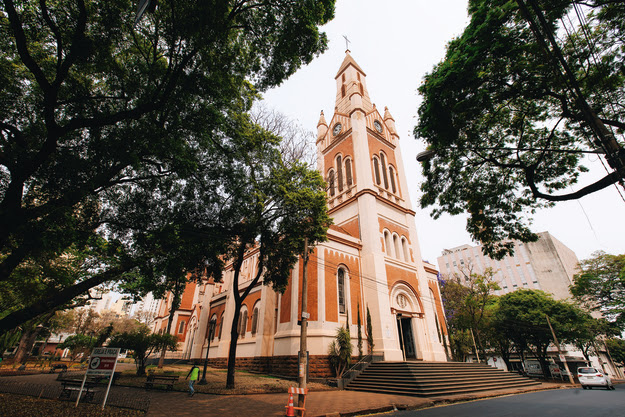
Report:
333,123,343,136
373,120,383,133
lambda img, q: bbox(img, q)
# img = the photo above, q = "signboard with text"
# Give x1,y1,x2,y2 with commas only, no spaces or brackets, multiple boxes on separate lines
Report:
86,347,120,376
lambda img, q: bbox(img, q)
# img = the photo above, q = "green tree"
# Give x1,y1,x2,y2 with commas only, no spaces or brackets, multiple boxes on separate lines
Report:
209,117,330,389
0,0,336,333
571,251,625,326
605,338,625,368
328,326,352,378
366,305,374,355
569,313,617,362
57,334,95,361
439,268,500,361
491,289,581,378
416,0,625,259
109,327,177,376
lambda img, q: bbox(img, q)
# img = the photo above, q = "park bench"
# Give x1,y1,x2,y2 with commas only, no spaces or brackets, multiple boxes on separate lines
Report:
58,379,98,402
144,374,179,391
49,364,68,373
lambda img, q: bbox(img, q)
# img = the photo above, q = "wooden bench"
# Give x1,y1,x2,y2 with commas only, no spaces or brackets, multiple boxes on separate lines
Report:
57,372,120,385
145,374,179,390
286,386,308,417
58,380,98,402
49,364,68,373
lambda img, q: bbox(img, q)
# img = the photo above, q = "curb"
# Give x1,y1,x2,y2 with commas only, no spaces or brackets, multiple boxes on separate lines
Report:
312,383,570,417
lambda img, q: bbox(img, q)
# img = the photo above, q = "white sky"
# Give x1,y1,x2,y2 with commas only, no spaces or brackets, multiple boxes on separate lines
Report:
262,0,625,266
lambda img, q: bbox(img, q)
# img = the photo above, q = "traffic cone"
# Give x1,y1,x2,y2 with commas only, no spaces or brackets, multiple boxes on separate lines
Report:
285,392,295,417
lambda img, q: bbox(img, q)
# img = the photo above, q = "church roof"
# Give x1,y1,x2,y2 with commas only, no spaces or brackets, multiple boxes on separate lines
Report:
335,50,366,79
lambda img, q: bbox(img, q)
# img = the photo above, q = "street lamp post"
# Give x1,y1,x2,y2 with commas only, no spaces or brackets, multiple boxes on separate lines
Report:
198,318,217,385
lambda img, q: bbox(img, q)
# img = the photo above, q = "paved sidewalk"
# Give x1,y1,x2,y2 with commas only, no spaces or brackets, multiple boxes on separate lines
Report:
145,382,567,417
0,370,569,417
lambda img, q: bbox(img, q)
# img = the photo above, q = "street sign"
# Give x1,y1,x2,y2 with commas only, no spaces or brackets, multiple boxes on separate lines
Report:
76,347,120,410
87,347,120,376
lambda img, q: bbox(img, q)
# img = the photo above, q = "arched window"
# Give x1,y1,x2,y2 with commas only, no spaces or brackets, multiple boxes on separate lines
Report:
393,234,401,260
345,158,353,187
328,170,335,196
341,74,346,97
401,237,410,261
384,231,392,257
388,166,397,194
178,321,185,334
338,268,347,314
238,308,248,339
373,157,381,185
218,312,224,340
380,152,389,189
336,155,344,192
251,303,260,336
209,314,218,341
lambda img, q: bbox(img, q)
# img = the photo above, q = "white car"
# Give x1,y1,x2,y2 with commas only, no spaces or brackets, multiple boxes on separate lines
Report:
577,367,615,390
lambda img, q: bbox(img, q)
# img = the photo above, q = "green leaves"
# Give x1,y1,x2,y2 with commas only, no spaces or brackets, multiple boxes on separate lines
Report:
109,327,177,375
439,268,500,360
0,0,336,332
571,251,625,325
416,0,625,258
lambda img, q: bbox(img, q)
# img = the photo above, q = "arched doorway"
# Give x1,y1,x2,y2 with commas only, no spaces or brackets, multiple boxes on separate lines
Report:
390,283,423,361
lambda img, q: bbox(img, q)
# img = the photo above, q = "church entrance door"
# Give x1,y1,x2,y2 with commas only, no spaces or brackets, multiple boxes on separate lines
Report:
396,316,416,360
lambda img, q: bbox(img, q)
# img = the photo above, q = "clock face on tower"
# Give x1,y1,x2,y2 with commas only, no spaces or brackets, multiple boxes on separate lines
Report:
333,123,342,136
374,120,383,133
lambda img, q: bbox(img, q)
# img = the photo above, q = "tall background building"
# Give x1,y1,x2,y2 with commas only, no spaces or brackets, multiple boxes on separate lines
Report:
437,231,578,300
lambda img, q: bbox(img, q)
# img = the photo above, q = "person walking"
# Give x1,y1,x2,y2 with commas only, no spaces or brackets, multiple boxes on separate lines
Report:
186,364,200,397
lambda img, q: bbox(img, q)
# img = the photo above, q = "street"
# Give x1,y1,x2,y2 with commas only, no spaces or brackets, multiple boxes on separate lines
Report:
388,384,625,417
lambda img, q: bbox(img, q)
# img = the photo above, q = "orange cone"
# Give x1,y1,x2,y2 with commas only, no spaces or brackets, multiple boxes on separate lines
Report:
285,392,295,417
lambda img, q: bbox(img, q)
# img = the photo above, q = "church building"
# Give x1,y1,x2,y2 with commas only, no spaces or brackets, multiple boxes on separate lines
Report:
152,52,448,376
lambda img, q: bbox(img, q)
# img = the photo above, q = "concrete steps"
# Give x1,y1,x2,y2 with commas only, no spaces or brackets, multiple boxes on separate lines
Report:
346,361,540,397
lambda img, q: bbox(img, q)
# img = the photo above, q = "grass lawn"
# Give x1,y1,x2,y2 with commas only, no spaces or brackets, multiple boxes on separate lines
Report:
118,364,334,395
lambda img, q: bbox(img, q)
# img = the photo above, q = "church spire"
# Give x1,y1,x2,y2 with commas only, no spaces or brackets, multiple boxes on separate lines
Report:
317,110,328,141
334,51,373,115
383,106,398,137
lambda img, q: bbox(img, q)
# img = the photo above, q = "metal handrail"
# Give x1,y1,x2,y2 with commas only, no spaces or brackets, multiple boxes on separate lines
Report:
340,354,379,387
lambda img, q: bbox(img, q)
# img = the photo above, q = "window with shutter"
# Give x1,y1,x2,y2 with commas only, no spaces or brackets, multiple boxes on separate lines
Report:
338,269,346,314
345,158,353,187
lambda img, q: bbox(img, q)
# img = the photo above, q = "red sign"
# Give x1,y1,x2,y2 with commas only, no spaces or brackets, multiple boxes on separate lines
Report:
86,348,120,376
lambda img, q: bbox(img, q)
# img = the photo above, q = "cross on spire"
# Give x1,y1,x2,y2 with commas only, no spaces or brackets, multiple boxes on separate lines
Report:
343,35,351,52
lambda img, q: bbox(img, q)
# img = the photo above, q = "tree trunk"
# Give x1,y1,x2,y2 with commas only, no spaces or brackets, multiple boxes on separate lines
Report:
225,240,264,389
0,264,133,333
226,303,241,389
14,326,40,364
158,281,183,368
158,305,177,368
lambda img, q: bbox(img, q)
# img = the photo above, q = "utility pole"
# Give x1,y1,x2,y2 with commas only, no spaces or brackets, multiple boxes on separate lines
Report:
298,237,309,412
470,328,481,363
546,315,574,384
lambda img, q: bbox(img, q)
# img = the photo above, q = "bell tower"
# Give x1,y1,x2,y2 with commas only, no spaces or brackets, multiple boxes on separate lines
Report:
316,51,447,362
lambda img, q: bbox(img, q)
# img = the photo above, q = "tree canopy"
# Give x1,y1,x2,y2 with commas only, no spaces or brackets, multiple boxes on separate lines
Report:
571,251,625,326
439,267,500,361
0,0,335,333
491,289,583,377
416,0,625,258
109,327,177,376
